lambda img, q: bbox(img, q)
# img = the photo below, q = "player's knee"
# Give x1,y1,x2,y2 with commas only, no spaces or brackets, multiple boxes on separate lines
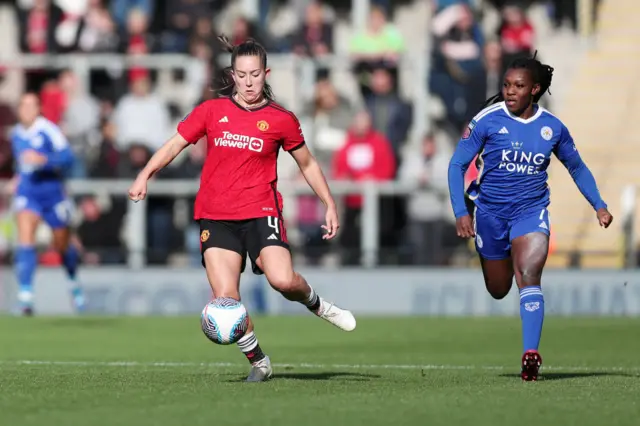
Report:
487,287,509,300
267,271,297,294
520,267,543,286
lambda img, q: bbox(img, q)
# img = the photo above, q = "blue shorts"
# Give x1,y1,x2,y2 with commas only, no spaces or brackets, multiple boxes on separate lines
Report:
13,194,73,229
473,207,551,260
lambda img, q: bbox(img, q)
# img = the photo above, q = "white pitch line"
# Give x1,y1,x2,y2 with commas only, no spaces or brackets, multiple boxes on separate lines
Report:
0,360,639,373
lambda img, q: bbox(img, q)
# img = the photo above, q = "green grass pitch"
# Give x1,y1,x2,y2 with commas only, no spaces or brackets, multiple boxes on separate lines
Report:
1,316,639,426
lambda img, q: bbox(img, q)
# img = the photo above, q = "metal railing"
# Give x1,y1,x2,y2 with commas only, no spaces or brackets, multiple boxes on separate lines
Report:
1,179,635,269
56,179,444,269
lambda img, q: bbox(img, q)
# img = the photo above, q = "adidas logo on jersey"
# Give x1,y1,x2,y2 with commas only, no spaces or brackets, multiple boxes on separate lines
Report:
267,234,278,240
219,116,229,123
539,222,548,230
499,127,509,134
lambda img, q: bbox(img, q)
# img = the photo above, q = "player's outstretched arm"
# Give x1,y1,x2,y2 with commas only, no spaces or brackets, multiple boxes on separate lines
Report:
554,125,613,228
290,145,339,239
556,151,613,228
128,133,190,201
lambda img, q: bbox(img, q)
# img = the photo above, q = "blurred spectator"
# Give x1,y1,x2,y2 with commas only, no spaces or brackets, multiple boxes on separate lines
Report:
112,75,170,151
483,40,503,100
17,0,64,92
162,0,212,53
365,67,412,168
58,69,101,178
430,3,486,136
121,8,155,83
230,16,273,51
88,120,121,178
399,132,452,265
111,0,154,32
171,139,206,266
189,16,217,57
303,79,354,171
432,0,473,13
70,0,120,53
292,1,333,58
497,3,534,73
349,6,405,97
117,143,174,264
550,0,576,31
76,194,127,265
332,111,396,265
39,78,65,124
0,100,17,178
17,0,63,54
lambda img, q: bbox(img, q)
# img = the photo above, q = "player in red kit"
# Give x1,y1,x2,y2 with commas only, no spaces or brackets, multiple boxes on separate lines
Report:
127,36,356,382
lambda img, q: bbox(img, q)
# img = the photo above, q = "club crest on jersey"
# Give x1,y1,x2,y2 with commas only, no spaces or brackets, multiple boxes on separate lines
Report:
200,230,210,243
540,126,553,141
257,120,269,131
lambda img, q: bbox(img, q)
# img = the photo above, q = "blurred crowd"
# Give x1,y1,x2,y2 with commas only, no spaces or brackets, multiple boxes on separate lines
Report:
0,0,592,267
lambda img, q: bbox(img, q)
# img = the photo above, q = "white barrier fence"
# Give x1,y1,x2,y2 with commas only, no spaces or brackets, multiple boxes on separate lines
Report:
0,179,636,268
1,267,639,316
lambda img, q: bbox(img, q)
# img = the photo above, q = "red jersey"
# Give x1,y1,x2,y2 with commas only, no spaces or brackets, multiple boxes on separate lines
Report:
177,97,305,220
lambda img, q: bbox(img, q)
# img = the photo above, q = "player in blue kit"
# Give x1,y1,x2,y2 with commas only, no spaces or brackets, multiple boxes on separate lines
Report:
447,55,613,381
10,93,86,316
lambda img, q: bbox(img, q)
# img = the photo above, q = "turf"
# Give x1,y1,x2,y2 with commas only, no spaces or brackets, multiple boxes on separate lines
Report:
1,316,639,426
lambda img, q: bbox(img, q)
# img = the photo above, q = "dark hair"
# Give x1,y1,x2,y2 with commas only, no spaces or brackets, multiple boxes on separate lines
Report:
214,35,274,101
480,51,554,109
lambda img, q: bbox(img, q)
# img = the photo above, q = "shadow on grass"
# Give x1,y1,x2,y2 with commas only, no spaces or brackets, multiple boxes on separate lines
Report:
499,371,639,381
227,371,381,383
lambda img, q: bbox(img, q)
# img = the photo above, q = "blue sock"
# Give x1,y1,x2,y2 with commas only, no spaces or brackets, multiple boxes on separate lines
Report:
519,286,545,352
15,246,37,295
62,245,79,281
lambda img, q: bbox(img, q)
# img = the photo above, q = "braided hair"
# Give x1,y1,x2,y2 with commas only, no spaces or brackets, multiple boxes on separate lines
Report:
481,51,554,109
213,35,275,101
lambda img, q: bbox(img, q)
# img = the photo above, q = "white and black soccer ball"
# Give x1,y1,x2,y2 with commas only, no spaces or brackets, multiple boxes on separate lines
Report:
201,297,249,345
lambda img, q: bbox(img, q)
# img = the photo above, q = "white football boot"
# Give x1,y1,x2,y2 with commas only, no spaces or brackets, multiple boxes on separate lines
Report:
313,297,357,331
246,356,273,382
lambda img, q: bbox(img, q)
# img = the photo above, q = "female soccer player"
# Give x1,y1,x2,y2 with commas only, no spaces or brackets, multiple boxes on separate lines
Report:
128,36,356,382
11,93,85,316
447,55,613,381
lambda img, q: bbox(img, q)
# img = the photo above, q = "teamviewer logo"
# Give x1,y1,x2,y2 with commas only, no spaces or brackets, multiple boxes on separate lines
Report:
249,137,264,152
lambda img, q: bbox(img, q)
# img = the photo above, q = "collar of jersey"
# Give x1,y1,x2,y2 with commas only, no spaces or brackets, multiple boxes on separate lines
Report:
15,116,47,138
230,95,271,112
500,102,545,124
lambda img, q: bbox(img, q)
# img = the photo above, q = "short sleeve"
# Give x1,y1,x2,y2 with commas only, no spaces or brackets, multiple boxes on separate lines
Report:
280,112,306,152
41,120,69,151
177,102,210,144
553,124,578,163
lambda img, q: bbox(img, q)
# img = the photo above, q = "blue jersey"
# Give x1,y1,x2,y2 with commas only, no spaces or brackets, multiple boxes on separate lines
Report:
11,117,74,198
448,102,606,220
11,117,75,228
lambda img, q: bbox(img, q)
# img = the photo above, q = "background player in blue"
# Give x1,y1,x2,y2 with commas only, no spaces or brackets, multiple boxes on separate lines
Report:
447,55,613,381
11,93,86,316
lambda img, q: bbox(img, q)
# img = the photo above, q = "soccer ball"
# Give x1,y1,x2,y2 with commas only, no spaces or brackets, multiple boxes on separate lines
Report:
201,297,249,345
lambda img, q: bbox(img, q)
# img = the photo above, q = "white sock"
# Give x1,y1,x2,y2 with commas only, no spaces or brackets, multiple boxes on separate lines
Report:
303,286,320,310
237,331,258,353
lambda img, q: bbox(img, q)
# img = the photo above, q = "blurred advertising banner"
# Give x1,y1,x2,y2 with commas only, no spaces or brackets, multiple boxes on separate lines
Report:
1,268,638,316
